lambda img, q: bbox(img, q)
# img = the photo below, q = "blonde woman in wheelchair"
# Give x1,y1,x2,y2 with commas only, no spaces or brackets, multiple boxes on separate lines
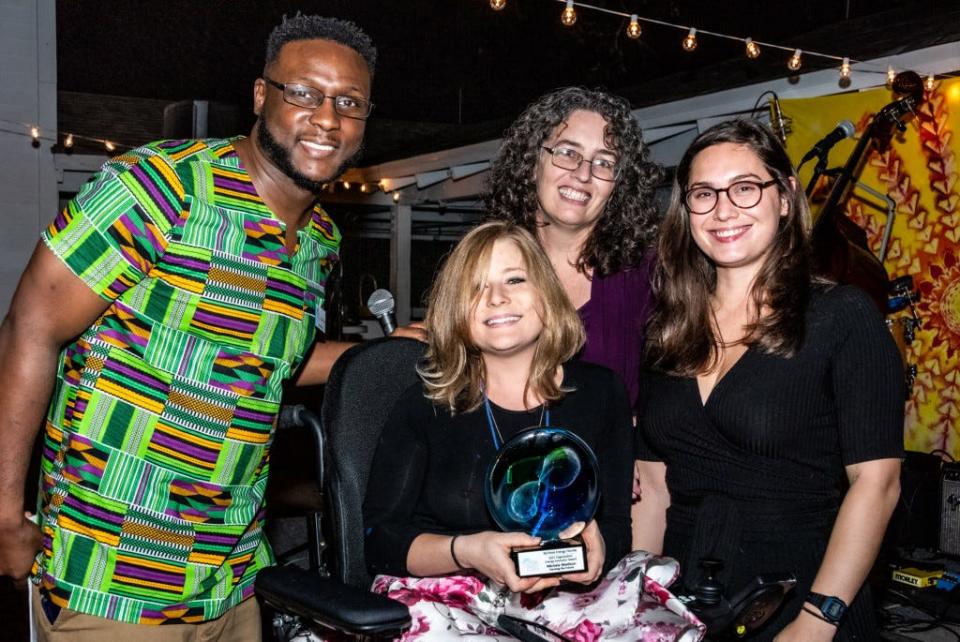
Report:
362,221,704,641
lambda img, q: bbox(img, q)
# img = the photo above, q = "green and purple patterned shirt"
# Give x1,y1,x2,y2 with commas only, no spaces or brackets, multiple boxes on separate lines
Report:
33,138,339,624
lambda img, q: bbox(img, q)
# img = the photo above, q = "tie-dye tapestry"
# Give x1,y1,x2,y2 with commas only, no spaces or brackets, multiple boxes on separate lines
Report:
780,77,960,457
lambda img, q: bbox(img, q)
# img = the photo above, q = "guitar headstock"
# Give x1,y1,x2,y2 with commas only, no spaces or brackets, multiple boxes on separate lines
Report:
874,71,924,140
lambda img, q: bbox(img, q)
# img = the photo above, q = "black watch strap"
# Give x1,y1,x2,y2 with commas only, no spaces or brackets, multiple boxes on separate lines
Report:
805,592,847,624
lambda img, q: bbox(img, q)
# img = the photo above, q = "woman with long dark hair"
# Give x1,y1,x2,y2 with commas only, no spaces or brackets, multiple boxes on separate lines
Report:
635,119,903,641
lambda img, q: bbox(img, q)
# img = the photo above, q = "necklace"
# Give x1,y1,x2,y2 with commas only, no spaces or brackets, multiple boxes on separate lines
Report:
481,389,550,451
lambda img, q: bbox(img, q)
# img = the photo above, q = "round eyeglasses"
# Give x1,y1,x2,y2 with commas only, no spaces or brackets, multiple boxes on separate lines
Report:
684,179,779,215
263,77,373,120
541,146,619,182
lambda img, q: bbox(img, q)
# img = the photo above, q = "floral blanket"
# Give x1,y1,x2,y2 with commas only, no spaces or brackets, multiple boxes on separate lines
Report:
371,551,705,642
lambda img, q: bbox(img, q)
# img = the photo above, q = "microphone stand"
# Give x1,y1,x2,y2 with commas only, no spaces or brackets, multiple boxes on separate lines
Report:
804,151,831,197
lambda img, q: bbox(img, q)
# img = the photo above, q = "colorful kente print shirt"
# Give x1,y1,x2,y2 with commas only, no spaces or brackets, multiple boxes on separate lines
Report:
32,138,340,624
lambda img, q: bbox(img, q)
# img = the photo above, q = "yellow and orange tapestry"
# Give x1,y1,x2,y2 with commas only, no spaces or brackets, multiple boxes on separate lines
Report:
781,77,960,457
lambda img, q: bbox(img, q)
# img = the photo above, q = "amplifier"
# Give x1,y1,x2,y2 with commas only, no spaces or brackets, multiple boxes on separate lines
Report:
940,462,960,556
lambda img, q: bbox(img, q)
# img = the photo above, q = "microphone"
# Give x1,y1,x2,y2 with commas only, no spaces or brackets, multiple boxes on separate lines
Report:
800,120,855,165
367,288,397,336
770,93,788,145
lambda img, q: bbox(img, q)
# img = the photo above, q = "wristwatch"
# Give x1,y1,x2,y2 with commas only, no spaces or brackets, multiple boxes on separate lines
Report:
805,592,847,624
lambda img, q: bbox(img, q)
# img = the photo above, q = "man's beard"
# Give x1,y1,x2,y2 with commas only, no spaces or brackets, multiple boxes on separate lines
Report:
255,120,362,194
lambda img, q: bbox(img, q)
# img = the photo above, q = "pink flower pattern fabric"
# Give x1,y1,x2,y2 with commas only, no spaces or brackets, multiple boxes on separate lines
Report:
371,551,705,642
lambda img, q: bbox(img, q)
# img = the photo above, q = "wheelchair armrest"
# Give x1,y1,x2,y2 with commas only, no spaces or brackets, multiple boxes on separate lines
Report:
256,565,411,636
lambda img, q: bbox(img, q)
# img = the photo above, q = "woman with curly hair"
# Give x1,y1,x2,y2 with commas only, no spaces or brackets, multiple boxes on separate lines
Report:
635,119,902,641
484,87,664,409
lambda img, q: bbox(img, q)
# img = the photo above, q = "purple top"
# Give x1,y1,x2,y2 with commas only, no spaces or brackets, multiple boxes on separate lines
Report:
577,251,656,408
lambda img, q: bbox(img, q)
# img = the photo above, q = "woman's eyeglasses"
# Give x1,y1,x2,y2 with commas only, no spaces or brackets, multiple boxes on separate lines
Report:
684,179,778,215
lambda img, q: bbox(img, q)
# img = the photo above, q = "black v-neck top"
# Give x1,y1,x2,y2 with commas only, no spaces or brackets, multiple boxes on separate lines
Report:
363,360,634,577
636,284,904,640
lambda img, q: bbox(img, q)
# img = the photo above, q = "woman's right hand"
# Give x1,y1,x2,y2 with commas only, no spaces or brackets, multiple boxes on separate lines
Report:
457,531,561,593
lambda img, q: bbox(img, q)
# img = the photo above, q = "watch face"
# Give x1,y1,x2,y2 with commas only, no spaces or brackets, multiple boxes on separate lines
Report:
821,597,846,622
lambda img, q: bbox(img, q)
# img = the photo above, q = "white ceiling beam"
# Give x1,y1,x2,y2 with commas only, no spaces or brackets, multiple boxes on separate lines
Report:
416,169,450,189
450,161,491,180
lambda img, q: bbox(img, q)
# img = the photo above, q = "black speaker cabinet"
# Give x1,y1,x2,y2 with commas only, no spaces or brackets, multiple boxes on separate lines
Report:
940,462,960,556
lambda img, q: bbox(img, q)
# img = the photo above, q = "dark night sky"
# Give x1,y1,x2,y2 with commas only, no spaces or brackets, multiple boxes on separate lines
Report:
56,0,949,126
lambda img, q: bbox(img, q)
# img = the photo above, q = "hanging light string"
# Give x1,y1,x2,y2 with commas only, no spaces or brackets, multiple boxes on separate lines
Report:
0,117,127,152
540,0,946,81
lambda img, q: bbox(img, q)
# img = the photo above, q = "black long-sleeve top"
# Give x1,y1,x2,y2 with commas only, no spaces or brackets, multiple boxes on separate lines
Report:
364,360,634,577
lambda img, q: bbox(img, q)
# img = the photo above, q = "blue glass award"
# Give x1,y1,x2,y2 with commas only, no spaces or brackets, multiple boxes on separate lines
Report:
485,427,600,577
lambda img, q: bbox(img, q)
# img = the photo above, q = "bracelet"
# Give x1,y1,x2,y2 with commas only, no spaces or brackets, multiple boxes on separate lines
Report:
450,535,464,569
801,605,838,627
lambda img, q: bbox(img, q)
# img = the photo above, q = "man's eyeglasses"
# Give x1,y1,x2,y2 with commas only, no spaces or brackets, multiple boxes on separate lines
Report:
684,179,779,215
541,146,619,182
263,77,373,120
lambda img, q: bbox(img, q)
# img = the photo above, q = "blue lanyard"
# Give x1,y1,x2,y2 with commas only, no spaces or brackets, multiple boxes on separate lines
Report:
481,390,550,451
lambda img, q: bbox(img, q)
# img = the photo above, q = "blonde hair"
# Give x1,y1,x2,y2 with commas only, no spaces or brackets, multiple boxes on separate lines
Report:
418,221,585,413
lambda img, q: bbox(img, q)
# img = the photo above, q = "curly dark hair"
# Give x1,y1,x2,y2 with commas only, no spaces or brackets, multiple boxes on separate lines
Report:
646,118,813,376
483,87,664,276
265,14,377,79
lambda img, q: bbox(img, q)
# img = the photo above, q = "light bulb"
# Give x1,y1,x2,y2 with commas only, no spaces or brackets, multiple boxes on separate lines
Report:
626,15,641,39
64,133,74,148
342,181,351,190
104,140,116,152
839,57,851,81
561,1,576,27
490,0,506,10
682,28,698,52
393,192,401,203
360,183,369,193
787,49,802,71
30,126,39,141
926,74,935,91
886,66,896,85
745,38,760,59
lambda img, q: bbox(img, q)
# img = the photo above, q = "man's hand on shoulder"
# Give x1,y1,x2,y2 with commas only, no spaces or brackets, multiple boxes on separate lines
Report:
389,322,427,343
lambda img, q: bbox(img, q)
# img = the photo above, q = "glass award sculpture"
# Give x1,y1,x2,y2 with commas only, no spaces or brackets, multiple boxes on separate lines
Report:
485,427,600,577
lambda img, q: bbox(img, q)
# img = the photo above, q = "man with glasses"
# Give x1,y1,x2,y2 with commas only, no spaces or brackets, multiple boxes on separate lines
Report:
0,13,420,641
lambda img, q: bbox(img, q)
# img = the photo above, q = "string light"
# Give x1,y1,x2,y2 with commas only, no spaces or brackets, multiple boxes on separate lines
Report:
342,181,351,190
560,1,576,27
887,66,896,85
104,140,116,152
839,57,851,81
926,74,936,91
626,14,641,39
485,1,942,91
360,183,369,193
490,0,506,10
30,126,40,142
788,49,802,71
393,192,401,203
64,133,74,149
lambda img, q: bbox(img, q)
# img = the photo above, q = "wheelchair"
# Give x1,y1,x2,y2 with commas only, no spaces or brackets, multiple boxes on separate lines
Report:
255,338,794,641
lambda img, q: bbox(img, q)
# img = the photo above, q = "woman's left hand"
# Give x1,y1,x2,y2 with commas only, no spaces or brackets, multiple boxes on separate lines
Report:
559,519,605,585
773,609,837,642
